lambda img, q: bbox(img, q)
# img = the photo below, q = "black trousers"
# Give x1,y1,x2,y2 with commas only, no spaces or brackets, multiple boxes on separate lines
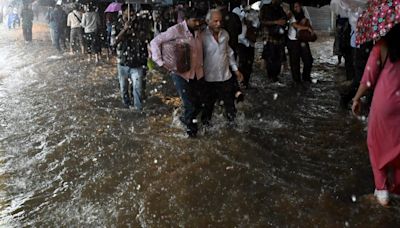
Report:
287,40,313,82
202,77,236,123
344,47,355,80
237,43,255,87
262,42,284,82
22,24,32,41
341,42,373,105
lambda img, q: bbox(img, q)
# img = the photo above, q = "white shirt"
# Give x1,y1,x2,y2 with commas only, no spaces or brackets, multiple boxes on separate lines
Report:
288,16,298,40
67,10,82,29
202,27,238,82
81,11,100,33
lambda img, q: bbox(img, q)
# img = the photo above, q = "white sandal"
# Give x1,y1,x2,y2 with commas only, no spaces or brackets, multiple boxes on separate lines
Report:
374,189,389,206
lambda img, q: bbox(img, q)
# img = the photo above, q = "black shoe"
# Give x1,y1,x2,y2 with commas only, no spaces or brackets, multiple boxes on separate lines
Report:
179,116,186,125
123,102,130,109
187,130,197,138
235,91,244,103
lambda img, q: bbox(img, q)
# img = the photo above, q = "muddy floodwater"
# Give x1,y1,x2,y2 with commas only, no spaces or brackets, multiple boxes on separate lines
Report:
0,23,400,227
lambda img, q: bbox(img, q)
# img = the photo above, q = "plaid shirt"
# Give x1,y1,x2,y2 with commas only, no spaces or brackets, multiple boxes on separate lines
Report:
260,4,287,45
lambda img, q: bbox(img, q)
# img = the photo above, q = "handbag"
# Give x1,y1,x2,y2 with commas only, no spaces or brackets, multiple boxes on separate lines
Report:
296,18,317,42
296,29,317,42
175,42,191,73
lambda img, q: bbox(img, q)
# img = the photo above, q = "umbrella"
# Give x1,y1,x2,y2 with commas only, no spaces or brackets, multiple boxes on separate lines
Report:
104,2,122,13
356,0,400,45
282,0,331,7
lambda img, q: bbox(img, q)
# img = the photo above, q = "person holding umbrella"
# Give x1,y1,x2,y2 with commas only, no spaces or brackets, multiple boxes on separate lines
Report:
352,0,400,206
113,4,151,110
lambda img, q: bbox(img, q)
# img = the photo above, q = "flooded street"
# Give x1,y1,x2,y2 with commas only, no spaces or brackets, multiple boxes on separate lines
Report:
1,23,400,226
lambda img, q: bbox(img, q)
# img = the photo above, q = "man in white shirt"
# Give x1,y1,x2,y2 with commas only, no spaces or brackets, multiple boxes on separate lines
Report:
201,9,243,125
67,4,84,54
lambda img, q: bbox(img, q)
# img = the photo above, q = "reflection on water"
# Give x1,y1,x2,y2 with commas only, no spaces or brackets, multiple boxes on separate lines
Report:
0,24,400,226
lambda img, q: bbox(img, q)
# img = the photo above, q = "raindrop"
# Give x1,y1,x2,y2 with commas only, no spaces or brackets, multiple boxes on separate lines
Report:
273,93,278,100
137,184,141,190
366,65,371,71
366,81,371,87
154,159,158,164
192,119,198,123
351,195,356,202
312,79,318,84
345,221,350,227
93,158,97,162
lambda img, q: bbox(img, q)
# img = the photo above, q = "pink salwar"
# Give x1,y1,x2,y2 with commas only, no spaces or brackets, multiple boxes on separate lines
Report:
361,41,400,194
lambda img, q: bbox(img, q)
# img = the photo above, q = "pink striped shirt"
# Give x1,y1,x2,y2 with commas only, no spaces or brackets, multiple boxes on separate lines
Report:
149,20,204,81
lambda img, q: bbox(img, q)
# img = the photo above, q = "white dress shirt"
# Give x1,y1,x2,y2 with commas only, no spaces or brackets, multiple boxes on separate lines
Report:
67,10,82,29
202,27,238,82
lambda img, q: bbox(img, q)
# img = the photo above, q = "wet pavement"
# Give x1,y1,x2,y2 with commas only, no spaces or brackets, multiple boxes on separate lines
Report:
0,23,400,227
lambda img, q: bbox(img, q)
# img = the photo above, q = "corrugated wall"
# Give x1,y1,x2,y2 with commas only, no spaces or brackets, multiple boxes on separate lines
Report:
305,5,333,32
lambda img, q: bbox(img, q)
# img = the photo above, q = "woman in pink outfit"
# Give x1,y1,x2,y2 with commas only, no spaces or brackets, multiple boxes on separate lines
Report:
352,24,400,206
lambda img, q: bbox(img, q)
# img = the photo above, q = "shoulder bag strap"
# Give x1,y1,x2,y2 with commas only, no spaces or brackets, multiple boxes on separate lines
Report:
73,12,81,23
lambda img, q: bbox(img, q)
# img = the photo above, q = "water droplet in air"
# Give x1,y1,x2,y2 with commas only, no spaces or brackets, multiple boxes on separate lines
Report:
351,195,356,202
273,93,278,100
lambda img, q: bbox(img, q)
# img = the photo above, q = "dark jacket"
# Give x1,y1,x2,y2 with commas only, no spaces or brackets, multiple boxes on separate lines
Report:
114,15,152,68
260,3,287,39
21,8,34,27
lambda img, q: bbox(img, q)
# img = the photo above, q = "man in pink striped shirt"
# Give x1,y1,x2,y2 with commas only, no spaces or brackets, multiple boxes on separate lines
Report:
149,8,206,138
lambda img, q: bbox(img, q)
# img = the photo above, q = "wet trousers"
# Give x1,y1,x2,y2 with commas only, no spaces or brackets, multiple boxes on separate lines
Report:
118,65,144,110
70,28,84,53
50,28,61,51
341,43,373,105
22,24,32,41
202,77,236,123
171,74,205,134
262,42,284,82
344,47,355,80
287,40,313,83
237,43,255,87
372,155,400,194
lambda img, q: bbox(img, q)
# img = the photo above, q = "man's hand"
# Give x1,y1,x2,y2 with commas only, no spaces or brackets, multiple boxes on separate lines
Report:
275,19,287,26
235,71,244,82
155,64,170,75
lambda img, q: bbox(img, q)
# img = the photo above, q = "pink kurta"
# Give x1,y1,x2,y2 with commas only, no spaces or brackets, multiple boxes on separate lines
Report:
361,41,400,191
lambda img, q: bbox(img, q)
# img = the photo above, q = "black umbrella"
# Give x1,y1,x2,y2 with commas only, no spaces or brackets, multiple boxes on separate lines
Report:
282,0,330,7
